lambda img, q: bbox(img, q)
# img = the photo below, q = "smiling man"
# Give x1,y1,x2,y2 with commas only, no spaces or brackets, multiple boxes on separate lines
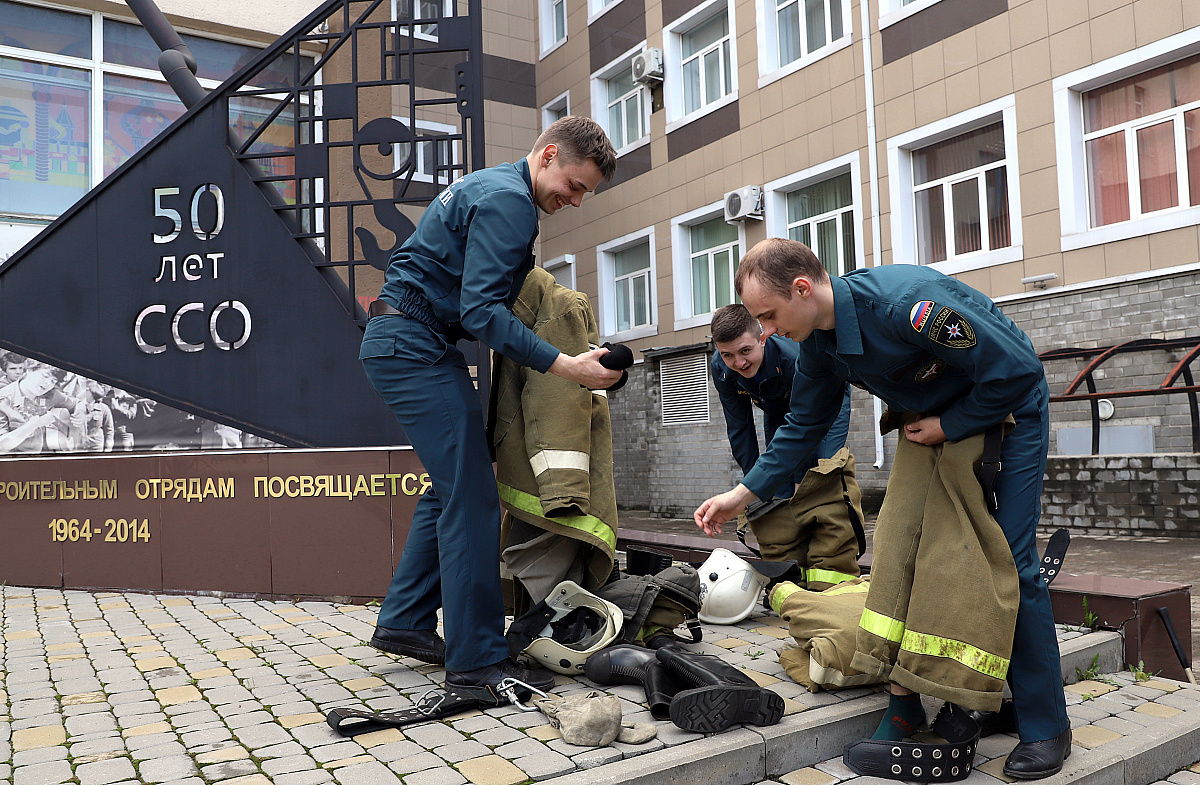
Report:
695,238,1070,780
708,304,861,590
360,116,620,703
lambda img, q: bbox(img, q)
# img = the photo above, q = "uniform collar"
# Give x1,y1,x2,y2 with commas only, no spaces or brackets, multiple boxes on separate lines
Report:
829,275,863,356
757,334,782,378
517,158,533,197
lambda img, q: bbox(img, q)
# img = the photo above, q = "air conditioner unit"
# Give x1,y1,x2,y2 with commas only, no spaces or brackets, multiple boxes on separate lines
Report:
632,48,664,85
724,186,763,222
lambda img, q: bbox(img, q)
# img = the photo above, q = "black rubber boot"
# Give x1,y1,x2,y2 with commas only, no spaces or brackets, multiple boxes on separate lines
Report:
656,647,784,733
643,659,684,721
585,644,684,720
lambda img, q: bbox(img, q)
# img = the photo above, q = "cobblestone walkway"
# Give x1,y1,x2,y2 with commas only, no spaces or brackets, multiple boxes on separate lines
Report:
3,585,1199,785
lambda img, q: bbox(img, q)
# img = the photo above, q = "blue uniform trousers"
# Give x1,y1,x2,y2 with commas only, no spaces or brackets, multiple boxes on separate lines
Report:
361,315,509,673
994,380,1069,742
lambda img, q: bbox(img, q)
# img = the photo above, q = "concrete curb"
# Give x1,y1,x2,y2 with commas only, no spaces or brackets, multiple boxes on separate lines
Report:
542,694,889,785
1060,630,1125,684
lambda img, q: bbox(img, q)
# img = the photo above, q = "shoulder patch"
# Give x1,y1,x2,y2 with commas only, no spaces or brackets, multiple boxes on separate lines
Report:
929,307,977,349
913,358,946,382
909,300,936,332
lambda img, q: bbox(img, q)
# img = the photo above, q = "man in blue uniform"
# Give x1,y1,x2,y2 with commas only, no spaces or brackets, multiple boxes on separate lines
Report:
360,117,621,699
695,238,1070,779
710,304,860,588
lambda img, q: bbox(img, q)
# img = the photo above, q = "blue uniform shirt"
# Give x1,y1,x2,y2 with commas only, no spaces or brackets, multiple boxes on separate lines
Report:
711,334,852,499
379,158,561,373
743,265,1044,501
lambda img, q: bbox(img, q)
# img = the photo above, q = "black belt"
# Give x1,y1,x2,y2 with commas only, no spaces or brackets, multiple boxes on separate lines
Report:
368,299,403,319
368,298,470,342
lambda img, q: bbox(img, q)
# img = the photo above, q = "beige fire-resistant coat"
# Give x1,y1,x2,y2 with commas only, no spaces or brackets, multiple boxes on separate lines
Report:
490,268,618,601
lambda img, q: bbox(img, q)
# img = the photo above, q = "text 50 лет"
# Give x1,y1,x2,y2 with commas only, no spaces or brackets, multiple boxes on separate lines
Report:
48,518,150,543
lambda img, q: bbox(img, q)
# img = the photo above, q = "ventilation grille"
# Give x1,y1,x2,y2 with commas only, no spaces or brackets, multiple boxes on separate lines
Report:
660,353,710,426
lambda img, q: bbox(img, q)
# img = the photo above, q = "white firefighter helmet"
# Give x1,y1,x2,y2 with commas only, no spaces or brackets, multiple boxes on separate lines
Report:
698,548,769,625
523,581,624,674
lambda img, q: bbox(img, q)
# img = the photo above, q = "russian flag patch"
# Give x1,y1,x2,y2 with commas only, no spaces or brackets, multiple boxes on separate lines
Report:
909,300,936,332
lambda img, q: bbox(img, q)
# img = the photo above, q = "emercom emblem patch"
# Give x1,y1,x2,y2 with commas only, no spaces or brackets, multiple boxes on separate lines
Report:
929,307,977,349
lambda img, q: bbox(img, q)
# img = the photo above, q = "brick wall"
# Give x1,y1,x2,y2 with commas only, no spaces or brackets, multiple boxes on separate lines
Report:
1044,455,1200,537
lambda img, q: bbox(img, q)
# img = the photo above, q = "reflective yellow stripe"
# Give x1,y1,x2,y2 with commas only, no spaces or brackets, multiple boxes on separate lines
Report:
807,568,858,586
496,482,616,549
529,449,590,476
824,581,870,597
859,608,905,643
900,630,1010,680
769,581,803,614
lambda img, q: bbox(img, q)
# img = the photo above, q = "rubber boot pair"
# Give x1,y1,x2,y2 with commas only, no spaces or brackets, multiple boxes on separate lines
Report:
584,644,784,733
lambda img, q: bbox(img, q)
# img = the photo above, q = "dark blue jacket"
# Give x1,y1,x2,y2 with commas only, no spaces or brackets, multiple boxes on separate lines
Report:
379,158,560,373
711,334,851,499
743,265,1044,500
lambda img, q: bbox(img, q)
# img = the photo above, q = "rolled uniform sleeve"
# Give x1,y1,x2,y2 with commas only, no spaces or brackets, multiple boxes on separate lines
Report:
900,283,1043,442
460,191,561,373
742,349,844,501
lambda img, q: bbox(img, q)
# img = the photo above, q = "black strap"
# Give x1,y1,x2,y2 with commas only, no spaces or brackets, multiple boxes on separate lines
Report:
735,524,762,558
327,687,492,735
1039,528,1070,586
505,600,557,658
843,704,980,782
841,469,867,558
977,423,1005,514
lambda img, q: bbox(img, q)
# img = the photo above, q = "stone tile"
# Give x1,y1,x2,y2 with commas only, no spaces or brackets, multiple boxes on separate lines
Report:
777,767,837,785
137,756,200,783
261,755,319,776
387,751,444,775
456,755,528,785
154,686,201,706
1136,702,1184,719
402,767,467,785
12,760,74,785
571,746,623,768
75,756,138,785
273,771,333,785
331,761,403,784
201,759,262,781
512,749,574,779
1072,725,1122,749
195,746,252,764
12,725,66,752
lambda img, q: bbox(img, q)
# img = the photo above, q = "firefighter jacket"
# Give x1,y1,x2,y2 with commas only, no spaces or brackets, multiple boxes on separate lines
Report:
851,417,1019,713
772,578,882,693
490,267,617,592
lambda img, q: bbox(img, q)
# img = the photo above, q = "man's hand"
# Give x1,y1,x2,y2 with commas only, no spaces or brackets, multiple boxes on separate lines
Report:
548,347,623,389
694,484,756,537
903,415,946,445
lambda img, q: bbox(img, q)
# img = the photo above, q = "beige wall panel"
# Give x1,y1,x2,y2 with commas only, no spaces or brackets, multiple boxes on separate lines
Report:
1020,169,1060,219
1047,0,1090,34
1103,235,1152,278
1187,0,1200,29
881,92,916,139
807,125,836,167
990,260,1044,294
1017,124,1057,175
1132,0,1185,48
1147,228,1200,273
832,116,863,155
881,59,915,98
1008,0,1049,50
910,41,946,90
956,268,989,293
1015,83,1054,129
803,87,835,130
1012,40,1051,91
829,44,857,89
1048,21,1094,76
977,57,1015,105
912,82,948,127
1090,6,1137,62
742,152,764,187
741,88,763,125
760,81,785,118
943,29,979,77
1061,245,1104,286
975,13,1013,64
1021,208,1063,259
943,69,981,117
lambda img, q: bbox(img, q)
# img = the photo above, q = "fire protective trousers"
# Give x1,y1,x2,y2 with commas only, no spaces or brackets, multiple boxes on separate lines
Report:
361,313,510,673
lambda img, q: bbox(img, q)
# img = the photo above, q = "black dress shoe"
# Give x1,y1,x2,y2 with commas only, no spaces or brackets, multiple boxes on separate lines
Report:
967,699,1016,737
370,626,446,664
1003,728,1072,780
446,658,555,705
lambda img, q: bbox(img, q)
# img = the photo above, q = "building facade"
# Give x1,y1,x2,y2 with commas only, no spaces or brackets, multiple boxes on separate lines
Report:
529,0,1200,515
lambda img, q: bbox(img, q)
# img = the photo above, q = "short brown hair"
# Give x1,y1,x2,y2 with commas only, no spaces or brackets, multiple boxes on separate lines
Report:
534,116,618,182
735,237,830,299
711,304,759,344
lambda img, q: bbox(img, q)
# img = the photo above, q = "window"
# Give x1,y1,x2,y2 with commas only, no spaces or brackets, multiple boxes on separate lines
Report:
392,0,445,39
689,218,740,315
544,254,575,289
878,0,946,31
599,228,656,339
539,0,567,56
542,91,569,131
591,47,649,154
663,0,737,128
392,118,462,185
588,0,622,23
0,0,305,220
1053,32,1200,251
758,0,850,80
888,96,1022,273
766,153,863,277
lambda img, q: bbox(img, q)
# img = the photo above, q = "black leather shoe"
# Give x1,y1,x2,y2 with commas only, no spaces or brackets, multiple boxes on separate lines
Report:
967,699,1016,737
446,657,555,699
1003,729,1072,780
370,626,446,665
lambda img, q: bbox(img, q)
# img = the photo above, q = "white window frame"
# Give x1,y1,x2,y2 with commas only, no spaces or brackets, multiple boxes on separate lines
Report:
663,0,738,133
539,0,568,58
390,0,450,41
544,253,576,289
391,117,461,185
887,95,1023,274
587,0,625,25
765,152,864,276
754,0,852,88
590,43,651,156
1054,27,1200,253
878,0,946,30
671,201,746,330
597,226,657,341
541,90,570,132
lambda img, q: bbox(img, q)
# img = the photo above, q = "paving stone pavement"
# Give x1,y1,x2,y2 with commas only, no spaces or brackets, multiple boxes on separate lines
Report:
4,585,1200,785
